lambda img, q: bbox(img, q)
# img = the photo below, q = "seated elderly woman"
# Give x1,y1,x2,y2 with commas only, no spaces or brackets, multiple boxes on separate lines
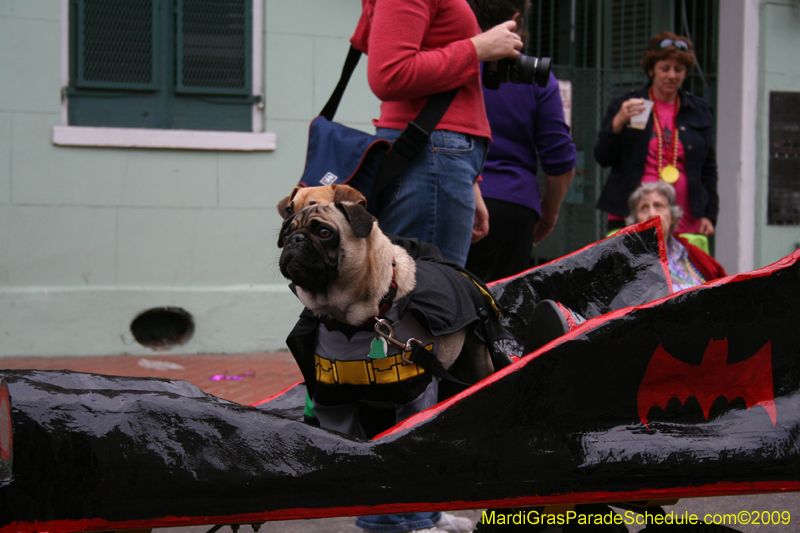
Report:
627,181,726,291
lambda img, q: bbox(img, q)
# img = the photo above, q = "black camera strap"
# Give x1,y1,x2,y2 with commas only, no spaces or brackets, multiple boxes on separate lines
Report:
320,45,458,195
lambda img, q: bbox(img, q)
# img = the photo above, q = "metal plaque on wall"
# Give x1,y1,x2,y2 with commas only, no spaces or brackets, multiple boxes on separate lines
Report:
769,91,800,225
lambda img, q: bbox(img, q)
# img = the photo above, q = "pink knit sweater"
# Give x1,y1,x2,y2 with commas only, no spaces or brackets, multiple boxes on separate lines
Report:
351,0,491,139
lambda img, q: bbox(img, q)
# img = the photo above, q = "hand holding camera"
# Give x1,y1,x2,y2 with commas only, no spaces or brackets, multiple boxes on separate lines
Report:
471,20,523,62
470,11,551,90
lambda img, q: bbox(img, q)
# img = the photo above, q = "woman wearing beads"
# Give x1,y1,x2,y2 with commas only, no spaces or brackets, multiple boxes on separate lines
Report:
627,181,726,291
595,31,718,240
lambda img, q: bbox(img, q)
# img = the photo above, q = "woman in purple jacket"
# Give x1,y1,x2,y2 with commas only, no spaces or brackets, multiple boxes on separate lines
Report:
466,0,576,283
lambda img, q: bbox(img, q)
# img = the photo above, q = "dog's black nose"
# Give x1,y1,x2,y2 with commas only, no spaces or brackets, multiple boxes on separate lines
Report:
288,233,306,248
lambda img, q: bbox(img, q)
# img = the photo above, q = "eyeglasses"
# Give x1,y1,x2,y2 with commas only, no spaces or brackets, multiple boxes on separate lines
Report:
656,38,689,51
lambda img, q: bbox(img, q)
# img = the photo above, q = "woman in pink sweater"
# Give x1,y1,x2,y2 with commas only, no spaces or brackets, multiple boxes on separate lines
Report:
350,0,523,267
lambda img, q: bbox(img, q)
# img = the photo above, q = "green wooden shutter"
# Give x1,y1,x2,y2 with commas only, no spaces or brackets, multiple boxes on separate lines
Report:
607,0,656,70
75,0,159,90
527,0,600,69
69,0,254,131
175,0,251,95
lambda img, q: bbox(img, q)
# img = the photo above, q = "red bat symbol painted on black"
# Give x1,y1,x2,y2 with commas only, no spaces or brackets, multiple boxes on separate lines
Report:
638,338,776,428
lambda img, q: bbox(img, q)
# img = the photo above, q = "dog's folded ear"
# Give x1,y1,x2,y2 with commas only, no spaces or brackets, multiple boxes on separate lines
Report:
331,184,367,207
335,202,374,238
277,186,303,219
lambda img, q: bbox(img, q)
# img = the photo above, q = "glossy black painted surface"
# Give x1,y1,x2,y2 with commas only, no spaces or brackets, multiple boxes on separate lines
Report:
490,219,670,355
3,221,799,532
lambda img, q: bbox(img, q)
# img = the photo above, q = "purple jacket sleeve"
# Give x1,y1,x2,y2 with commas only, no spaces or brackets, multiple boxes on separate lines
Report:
532,73,577,177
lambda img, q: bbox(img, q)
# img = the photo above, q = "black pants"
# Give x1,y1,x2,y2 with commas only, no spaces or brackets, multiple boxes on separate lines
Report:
466,198,539,283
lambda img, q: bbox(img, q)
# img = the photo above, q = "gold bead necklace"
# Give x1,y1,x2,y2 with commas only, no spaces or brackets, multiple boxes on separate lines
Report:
650,86,681,184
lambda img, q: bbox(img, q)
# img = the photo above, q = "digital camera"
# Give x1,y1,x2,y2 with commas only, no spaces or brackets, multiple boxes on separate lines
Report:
482,54,552,90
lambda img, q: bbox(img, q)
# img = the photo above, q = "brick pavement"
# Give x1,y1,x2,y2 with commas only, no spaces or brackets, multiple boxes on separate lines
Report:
0,351,303,406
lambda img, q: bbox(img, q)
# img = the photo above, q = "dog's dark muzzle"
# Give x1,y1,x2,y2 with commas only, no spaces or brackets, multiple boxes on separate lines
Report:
278,230,339,293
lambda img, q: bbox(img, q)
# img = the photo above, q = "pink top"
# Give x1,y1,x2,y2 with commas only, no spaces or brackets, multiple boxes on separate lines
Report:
351,0,491,139
641,99,699,234
609,98,701,234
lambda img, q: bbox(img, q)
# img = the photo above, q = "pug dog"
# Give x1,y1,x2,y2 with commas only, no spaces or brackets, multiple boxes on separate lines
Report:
277,189,506,409
279,199,415,327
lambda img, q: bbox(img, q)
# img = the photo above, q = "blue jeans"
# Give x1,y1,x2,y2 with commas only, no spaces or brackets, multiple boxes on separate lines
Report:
356,129,485,533
374,128,488,267
356,512,443,533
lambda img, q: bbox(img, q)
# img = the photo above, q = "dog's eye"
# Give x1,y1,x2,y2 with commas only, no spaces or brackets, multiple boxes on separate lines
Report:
318,228,332,239
285,206,294,216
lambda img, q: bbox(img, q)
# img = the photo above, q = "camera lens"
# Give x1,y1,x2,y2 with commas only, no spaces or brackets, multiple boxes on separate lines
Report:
510,55,537,85
535,57,552,87
508,54,552,88
482,55,552,90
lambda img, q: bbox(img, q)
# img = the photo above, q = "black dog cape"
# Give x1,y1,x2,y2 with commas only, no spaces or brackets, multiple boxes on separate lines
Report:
5,219,800,533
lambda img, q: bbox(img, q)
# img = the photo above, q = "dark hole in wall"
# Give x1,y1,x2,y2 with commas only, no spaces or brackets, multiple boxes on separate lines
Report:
130,307,195,350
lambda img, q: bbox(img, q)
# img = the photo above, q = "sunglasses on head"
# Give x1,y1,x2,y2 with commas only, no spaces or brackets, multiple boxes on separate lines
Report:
656,38,689,51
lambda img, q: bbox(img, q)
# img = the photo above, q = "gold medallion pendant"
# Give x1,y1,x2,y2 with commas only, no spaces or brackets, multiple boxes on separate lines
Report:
661,165,680,184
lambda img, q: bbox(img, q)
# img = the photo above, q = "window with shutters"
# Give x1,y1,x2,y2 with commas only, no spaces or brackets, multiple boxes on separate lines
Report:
65,0,259,133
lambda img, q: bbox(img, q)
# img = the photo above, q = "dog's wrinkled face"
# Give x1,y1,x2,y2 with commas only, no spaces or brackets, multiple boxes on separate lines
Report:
278,202,375,294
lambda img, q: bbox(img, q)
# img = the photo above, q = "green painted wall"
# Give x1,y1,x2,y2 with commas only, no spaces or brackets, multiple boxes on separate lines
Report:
6,0,795,358
755,1,800,269
0,0,381,356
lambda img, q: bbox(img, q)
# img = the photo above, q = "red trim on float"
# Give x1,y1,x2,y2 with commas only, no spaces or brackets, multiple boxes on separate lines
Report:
377,247,800,440
8,480,800,533
647,217,673,292
485,217,665,287
250,381,304,407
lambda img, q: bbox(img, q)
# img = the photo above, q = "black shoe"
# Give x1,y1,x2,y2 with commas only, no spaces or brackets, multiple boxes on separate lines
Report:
522,299,585,355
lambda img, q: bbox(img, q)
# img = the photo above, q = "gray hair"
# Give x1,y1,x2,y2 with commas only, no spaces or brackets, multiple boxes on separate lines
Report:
625,181,683,233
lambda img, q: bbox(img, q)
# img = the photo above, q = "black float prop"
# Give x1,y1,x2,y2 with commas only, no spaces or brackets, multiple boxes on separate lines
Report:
2,219,799,533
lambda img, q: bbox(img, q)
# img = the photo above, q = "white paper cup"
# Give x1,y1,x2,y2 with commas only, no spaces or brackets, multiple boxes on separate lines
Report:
629,99,654,130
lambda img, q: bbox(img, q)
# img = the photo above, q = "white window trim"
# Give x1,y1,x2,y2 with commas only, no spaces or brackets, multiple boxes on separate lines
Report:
52,125,276,151
55,0,274,152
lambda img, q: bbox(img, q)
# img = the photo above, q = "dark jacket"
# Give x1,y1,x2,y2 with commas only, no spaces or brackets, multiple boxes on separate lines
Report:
595,85,718,224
